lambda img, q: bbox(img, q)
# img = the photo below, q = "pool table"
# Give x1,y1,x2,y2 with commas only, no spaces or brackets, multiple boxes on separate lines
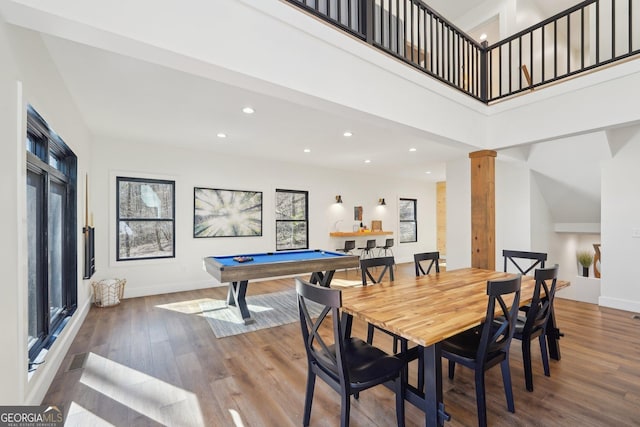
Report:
204,249,360,324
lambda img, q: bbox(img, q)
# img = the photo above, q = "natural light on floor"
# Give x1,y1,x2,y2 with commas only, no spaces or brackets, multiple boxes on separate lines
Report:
65,401,115,427
229,409,247,427
79,352,205,426
155,298,218,314
155,297,273,322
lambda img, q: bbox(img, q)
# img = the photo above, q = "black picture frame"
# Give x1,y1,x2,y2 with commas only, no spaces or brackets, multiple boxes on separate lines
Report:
194,187,263,238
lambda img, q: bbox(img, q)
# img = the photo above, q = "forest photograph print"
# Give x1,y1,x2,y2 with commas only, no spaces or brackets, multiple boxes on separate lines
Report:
194,187,262,238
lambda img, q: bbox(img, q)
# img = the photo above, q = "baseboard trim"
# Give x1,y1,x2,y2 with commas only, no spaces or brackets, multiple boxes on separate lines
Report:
124,279,224,299
598,296,640,314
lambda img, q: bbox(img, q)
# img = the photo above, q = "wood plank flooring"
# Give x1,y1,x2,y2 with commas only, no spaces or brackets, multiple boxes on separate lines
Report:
45,264,640,426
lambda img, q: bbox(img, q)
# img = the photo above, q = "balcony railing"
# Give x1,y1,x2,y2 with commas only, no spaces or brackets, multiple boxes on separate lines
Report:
284,0,640,103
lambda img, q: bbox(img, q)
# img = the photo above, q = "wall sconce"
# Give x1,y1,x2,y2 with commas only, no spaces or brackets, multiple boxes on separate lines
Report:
378,198,386,206
335,195,343,204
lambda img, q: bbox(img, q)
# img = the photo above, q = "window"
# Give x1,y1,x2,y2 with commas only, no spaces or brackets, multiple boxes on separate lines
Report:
275,189,308,251
117,177,175,260
399,198,417,243
26,105,77,364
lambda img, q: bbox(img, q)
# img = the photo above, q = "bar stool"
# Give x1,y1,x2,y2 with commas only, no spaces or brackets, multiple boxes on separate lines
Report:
358,239,377,259
376,238,394,257
336,240,356,255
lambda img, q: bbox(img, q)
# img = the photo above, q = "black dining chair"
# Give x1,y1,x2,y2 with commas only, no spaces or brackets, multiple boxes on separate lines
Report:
376,238,395,257
513,265,559,392
357,239,377,259
360,257,403,353
336,240,356,255
360,256,395,285
296,277,405,427
502,250,563,348
503,249,547,275
414,251,441,276
411,251,441,392
442,275,522,427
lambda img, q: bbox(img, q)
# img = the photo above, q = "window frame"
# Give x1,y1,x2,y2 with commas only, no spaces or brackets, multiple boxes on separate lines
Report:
26,105,77,364
116,176,176,261
399,198,418,243
275,189,309,251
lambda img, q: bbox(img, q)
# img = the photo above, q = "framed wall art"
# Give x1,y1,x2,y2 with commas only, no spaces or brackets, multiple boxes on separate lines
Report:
194,187,263,238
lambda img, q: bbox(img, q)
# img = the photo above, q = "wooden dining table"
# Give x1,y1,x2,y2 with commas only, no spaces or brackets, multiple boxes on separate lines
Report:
339,267,569,427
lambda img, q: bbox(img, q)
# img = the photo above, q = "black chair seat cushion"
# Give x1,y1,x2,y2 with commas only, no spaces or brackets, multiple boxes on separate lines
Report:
495,315,543,337
442,326,482,359
442,326,503,362
513,317,544,338
318,338,404,387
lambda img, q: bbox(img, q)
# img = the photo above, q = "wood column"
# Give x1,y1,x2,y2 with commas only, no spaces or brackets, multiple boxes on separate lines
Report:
469,150,496,270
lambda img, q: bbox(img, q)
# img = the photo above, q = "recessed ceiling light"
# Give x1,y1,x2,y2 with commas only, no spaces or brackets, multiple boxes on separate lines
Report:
217,133,227,138
343,131,353,137
425,171,432,174
303,148,311,153
364,159,371,164
242,106,255,114
409,148,417,152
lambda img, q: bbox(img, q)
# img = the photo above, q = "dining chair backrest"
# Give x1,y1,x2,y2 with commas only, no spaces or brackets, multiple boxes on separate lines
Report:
383,238,394,248
296,278,346,384
503,250,547,275
478,275,522,362
365,239,376,250
524,265,559,335
414,251,440,276
360,256,395,285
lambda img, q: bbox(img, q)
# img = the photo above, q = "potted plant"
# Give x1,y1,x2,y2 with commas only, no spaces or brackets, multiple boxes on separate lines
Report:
577,251,594,277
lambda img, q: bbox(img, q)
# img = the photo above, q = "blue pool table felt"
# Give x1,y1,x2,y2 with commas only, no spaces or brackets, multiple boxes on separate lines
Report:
212,249,347,266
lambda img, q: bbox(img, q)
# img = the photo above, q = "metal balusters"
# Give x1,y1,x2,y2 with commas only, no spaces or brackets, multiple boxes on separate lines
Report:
284,0,638,103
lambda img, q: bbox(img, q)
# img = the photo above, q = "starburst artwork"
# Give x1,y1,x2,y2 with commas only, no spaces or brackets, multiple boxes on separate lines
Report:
194,188,262,237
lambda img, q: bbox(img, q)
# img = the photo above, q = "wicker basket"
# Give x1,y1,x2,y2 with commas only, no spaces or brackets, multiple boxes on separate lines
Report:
92,278,126,307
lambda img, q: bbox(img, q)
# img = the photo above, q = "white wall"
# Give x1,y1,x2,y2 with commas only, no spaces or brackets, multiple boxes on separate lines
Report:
600,125,640,312
0,20,93,404
91,138,437,298
0,15,24,406
445,157,471,269
529,170,554,254
496,158,531,268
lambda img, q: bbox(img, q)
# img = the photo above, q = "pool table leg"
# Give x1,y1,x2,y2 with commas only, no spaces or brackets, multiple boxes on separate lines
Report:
310,270,336,287
227,280,253,324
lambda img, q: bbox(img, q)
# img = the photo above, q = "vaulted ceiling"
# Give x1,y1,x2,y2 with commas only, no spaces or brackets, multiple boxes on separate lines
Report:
2,0,605,223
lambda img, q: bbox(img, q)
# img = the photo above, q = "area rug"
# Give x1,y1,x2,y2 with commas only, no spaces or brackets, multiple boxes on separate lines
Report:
199,288,323,338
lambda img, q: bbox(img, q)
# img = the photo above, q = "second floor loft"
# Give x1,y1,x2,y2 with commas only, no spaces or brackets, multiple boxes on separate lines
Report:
1,0,638,159
285,0,640,103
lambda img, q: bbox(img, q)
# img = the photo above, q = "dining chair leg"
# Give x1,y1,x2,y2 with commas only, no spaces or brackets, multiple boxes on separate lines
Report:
500,358,515,412
539,333,551,377
303,371,316,427
522,339,534,392
474,370,488,427
340,392,351,427
448,360,456,379
394,375,406,427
